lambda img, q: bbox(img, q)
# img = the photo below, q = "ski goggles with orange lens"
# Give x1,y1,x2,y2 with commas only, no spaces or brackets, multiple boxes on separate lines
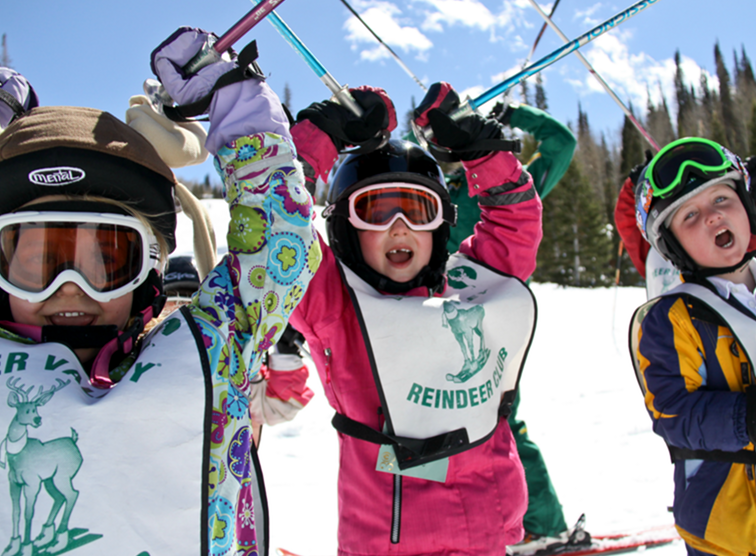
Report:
347,183,448,231
647,138,740,199
0,212,160,303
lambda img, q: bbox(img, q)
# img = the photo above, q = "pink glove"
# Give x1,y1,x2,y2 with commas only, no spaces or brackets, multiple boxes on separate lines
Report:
151,27,290,154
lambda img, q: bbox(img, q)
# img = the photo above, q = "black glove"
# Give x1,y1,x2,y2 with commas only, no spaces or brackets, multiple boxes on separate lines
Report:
745,155,756,180
276,324,305,356
628,149,655,187
487,101,516,127
414,82,516,161
296,86,396,152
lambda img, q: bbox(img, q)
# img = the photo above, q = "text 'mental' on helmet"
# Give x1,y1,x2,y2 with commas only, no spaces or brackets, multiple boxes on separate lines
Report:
0,106,178,252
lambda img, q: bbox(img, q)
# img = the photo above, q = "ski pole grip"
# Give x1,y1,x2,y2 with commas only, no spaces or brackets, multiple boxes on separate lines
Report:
183,36,222,75
320,72,363,117
420,98,476,142
332,87,364,118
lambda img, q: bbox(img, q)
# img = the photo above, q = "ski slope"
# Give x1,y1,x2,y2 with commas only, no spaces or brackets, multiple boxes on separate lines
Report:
177,203,684,555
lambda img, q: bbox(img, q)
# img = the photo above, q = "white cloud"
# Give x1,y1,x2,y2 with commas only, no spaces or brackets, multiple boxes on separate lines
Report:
341,0,537,66
573,2,604,27
413,0,496,33
343,2,434,62
563,30,718,124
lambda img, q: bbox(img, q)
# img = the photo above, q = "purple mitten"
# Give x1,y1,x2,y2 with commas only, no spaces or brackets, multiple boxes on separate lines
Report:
151,27,290,154
151,28,236,107
0,68,39,129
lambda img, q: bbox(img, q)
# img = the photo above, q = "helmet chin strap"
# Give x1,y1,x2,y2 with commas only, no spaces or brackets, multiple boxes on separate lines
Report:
683,250,756,281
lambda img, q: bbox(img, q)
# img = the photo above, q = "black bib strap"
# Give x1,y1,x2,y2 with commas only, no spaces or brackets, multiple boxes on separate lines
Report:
668,445,756,464
331,412,469,470
41,324,119,349
165,40,266,122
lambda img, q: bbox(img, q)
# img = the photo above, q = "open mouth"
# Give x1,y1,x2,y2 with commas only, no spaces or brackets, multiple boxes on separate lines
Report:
386,248,413,264
715,229,733,248
48,312,95,327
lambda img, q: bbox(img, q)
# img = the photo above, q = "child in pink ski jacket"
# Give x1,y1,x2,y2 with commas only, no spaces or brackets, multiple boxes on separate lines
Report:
290,82,542,555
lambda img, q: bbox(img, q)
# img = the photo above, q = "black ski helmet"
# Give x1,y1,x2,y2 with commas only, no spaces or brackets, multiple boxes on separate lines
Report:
324,139,457,294
635,137,756,276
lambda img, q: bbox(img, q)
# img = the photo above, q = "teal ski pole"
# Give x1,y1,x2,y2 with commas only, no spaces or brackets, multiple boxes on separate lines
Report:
420,0,662,141
251,0,363,116
527,0,659,151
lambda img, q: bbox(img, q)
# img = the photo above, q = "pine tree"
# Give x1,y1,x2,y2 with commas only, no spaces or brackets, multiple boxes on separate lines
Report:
1,34,10,68
403,96,417,137
646,82,676,146
735,46,756,155
675,50,696,138
715,42,747,153
283,83,292,112
520,78,531,105
619,105,644,180
535,73,548,111
749,102,756,155
533,157,613,287
698,72,716,138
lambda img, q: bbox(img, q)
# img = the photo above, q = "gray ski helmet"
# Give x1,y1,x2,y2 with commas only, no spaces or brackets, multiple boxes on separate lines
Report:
324,139,457,294
635,137,756,274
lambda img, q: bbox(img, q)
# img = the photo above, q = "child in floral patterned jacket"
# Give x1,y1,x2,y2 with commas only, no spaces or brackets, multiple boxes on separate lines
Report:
0,28,318,555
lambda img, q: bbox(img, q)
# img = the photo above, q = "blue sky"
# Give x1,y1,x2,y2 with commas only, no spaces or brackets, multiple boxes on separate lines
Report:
4,0,755,185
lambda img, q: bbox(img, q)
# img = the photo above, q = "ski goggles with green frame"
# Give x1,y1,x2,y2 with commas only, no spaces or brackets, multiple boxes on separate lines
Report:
0,211,161,303
647,137,739,199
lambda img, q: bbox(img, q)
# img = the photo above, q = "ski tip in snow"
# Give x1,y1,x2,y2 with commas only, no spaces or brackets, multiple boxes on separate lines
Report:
276,517,682,556
510,514,681,556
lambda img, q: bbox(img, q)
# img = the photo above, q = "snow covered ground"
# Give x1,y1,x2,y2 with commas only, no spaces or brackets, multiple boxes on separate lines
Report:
178,203,685,555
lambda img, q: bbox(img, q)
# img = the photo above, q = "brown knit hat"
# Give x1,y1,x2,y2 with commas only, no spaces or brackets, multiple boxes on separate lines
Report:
0,106,178,251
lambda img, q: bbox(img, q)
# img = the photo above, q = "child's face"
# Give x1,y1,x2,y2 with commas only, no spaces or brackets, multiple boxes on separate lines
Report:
358,218,433,284
3,195,137,363
668,182,751,277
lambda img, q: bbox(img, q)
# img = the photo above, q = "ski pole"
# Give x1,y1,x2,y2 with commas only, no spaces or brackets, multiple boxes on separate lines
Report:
421,0,662,140
250,0,363,117
145,0,286,110
521,0,562,70
526,0,660,151
337,0,427,92
184,0,287,74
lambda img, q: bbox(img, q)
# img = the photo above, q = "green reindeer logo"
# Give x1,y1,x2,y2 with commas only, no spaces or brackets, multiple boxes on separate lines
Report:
442,301,491,383
1,377,83,556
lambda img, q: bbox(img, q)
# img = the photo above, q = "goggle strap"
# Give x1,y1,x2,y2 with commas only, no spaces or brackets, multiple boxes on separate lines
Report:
90,339,118,389
90,303,155,390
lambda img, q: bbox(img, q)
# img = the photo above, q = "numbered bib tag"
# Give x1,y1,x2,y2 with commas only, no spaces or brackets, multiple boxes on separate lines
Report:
376,444,449,483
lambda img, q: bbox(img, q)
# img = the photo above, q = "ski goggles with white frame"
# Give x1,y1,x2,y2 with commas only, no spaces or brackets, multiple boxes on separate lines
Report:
343,183,448,232
0,211,161,303
647,138,742,199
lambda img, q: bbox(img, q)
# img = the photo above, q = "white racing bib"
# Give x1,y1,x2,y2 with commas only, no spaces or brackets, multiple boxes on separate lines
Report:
341,254,536,465
645,247,681,299
0,310,210,555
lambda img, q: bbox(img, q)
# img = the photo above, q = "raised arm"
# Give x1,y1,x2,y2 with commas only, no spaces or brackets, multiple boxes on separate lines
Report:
151,28,320,380
413,82,542,280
